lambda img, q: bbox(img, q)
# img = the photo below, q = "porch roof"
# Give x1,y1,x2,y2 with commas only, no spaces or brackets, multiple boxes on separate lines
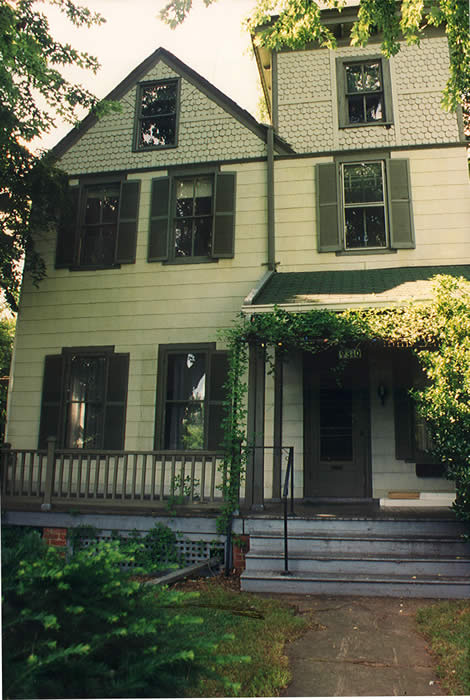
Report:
246,265,470,311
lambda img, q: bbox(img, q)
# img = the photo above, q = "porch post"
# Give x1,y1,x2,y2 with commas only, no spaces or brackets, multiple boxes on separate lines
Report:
272,348,283,499
42,437,56,511
245,342,266,509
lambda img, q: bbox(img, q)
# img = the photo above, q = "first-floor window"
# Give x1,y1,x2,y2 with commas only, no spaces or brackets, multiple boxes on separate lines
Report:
39,348,129,450
342,161,387,250
156,345,229,451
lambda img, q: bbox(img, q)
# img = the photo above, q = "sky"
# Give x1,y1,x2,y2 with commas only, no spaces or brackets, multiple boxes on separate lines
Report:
39,0,262,151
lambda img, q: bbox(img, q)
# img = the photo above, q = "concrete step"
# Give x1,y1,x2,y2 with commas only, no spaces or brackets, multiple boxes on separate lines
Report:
243,515,466,537
241,569,470,598
244,551,470,577
248,532,470,557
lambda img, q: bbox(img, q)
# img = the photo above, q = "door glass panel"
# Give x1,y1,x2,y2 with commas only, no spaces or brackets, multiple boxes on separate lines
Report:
319,389,353,461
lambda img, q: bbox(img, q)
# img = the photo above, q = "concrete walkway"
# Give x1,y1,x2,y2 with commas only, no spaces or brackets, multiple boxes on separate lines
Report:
266,594,443,697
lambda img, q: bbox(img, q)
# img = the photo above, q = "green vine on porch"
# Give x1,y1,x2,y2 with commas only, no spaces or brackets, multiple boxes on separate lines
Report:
216,275,470,534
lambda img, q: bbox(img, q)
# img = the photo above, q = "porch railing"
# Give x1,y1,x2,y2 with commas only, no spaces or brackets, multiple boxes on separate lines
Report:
1,439,225,511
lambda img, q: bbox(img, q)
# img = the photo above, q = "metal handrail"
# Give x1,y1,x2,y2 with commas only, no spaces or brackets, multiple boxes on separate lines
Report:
281,446,295,576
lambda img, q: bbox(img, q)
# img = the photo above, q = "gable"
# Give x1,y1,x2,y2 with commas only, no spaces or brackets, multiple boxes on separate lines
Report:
55,49,286,175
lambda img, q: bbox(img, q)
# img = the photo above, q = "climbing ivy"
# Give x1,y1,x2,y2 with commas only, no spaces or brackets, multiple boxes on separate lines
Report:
217,275,470,531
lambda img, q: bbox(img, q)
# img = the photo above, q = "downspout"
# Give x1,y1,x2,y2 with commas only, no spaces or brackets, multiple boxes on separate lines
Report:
267,124,276,272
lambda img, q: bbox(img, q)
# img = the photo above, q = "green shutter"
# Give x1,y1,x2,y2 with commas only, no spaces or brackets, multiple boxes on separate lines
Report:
38,355,65,449
316,163,341,252
148,177,171,261
212,172,236,258
103,353,129,450
116,181,140,264
55,187,79,268
389,159,415,249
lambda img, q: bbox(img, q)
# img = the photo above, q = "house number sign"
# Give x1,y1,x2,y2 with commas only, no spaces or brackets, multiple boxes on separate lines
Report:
338,348,362,360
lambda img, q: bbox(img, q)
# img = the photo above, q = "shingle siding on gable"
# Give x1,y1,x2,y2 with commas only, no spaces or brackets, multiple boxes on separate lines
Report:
57,62,267,175
276,36,460,153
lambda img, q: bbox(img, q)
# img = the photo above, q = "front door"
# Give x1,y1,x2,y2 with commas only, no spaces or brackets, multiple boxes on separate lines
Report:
304,351,371,499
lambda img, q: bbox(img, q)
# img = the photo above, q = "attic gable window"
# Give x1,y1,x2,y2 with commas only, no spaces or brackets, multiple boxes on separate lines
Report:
337,56,393,128
135,79,179,150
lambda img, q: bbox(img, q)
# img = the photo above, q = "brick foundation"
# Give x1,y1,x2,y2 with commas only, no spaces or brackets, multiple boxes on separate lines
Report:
232,535,250,572
43,527,68,549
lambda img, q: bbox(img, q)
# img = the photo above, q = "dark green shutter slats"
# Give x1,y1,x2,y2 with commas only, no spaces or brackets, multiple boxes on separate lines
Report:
38,355,65,449
316,163,341,252
56,187,79,268
389,159,415,249
212,172,236,258
103,353,129,450
116,181,140,264
148,177,170,261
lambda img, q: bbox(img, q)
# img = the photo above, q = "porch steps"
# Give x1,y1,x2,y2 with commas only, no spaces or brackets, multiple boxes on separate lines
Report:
240,517,470,597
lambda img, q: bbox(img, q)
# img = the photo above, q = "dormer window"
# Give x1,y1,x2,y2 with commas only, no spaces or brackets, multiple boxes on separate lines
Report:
135,79,179,150
337,56,393,128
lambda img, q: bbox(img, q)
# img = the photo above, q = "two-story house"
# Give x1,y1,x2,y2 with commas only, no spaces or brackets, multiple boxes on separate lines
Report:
3,5,470,595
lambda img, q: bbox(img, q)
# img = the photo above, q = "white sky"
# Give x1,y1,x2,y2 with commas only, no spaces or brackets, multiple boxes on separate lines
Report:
39,0,261,151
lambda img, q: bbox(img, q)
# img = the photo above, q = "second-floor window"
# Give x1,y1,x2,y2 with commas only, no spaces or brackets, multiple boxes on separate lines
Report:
316,157,415,254
148,170,236,263
337,56,393,128
55,179,141,270
174,175,213,258
135,79,179,150
342,161,387,250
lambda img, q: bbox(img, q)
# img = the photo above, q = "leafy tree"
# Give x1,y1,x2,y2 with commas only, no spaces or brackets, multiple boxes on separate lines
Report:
413,276,470,526
2,526,239,698
160,0,470,113
0,0,116,311
0,314,14,441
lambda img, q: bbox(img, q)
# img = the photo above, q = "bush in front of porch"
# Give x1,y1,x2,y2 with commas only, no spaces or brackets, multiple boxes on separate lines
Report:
2,526,241,698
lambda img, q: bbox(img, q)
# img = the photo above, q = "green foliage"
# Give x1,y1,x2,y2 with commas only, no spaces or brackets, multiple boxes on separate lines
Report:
161,0,469,114
0,315,14,441
417,601,470,695
2,527,236,699
0,0,118,310
123,523,183,572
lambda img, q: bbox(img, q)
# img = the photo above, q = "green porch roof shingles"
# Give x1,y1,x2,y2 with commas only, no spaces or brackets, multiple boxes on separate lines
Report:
252,265,470,307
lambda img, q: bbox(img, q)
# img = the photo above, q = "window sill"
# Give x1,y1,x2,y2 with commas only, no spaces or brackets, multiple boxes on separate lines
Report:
132,142,178,153
68,264,122,271
335,248,397,257
162,257,219,265
339,121,394,129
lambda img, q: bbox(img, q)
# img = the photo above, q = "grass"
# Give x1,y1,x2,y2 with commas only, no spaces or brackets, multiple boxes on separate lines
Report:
416,601,470,695
174,577,309,697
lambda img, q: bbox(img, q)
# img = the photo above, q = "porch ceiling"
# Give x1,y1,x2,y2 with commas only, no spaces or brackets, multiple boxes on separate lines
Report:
245,265,470,310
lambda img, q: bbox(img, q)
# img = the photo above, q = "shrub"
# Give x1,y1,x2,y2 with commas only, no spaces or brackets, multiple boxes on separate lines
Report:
2,527,238,698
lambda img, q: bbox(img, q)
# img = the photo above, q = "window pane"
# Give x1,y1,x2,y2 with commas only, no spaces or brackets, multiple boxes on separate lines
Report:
320,389,353,461
209,354,229,401
141,83,177,117
102,189,120,223
174,220,193,257
194,217,212,256
363,62,382,90
208,404,225,451
81,226,116,266
175,179,194,217
194,177,213,215
139,116,176,147
345,64,363,93
164,403,204,450
66,356,106,449
345,206,386,248
347,94,365,123
166,353,206,401
85,186,119,225
364,207,387,247
344,163,383,204
85,190,101,225
366,94,383,122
